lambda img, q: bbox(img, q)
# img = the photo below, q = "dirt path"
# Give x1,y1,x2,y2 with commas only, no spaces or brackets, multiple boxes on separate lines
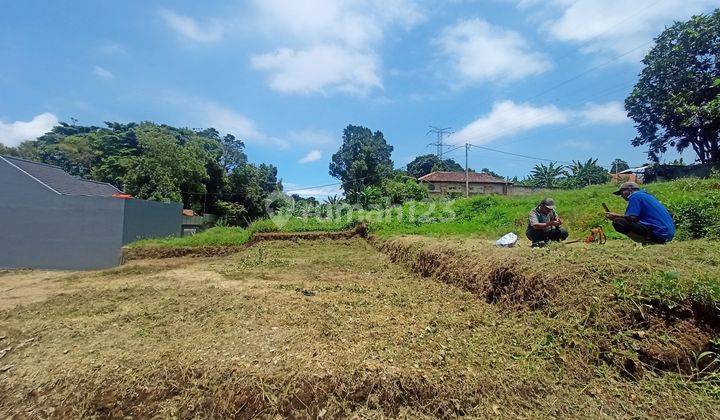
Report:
0,270,81,311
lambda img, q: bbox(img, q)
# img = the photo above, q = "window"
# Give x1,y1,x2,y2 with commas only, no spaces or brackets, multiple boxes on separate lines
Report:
428,183,435,191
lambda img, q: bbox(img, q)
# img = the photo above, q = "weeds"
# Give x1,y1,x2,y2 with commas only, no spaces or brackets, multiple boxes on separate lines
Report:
131,178,720,250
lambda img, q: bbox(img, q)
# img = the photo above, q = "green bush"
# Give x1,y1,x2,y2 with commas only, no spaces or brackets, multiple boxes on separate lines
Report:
248,219,280,234
668,194,720,240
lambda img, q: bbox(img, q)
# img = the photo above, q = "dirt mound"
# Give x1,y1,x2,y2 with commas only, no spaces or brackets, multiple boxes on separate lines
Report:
3,368,470,418
122,245,244,262
246,223,367,246
123,224,368,262
375,236,556,308
372,236,720,379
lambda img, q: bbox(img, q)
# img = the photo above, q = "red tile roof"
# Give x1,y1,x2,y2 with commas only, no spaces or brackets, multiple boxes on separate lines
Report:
418,171,512,184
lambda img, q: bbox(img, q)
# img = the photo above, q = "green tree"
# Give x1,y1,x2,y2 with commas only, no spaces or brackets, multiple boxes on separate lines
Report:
406,154,465,178
610,159,630,173
563,158,611,188
528,162,567,188
219,134,247,172
122,125,208,204
481,167,502,178
329,125,394,203
0,143,17,156
17,118,280,222
625,9,720,163
224,162,280,222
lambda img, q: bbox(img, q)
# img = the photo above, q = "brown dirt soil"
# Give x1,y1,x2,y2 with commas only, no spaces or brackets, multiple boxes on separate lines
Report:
121,245,246,262
121,224,368,262
247,223,367,246
1,239,718,418
371,235,720,378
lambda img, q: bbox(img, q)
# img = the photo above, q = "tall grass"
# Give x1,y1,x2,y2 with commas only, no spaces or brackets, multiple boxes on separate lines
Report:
131,177,720,248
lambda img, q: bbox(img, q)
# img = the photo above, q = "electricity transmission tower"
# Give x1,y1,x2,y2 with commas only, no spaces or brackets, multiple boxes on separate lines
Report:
426,126,453,159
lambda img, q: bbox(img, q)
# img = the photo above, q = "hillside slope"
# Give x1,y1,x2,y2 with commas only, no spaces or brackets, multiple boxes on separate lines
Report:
131,177,720,249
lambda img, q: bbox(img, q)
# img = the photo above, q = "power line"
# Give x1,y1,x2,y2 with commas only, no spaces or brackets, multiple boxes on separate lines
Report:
523,39,654,105
426,126,453,158
468,143,573,165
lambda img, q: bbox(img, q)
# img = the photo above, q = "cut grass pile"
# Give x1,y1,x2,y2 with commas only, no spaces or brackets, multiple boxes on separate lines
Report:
130,177,720,249
1,239,719,417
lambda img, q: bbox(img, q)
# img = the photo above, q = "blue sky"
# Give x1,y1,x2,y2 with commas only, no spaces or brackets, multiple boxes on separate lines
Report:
1,0,716,197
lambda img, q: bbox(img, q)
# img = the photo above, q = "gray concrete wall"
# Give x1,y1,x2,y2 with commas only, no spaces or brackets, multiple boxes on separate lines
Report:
0,159,182,270
0,160,126,270
122,198,182,244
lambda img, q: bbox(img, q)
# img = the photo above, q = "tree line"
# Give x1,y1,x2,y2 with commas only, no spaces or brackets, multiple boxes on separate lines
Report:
0,122,279,224
1,9,717,219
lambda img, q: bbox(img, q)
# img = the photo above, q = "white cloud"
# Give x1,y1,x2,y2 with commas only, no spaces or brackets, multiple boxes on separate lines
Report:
251,45,381,95
0,113,58,147
299,149,323,163
435,18,552,85
201,102,289,149
523,0,717,60
159,9,225,43
93,65,114,79
577,101,628,125
249,0,423,95
252,0,422,48
449,100,568,144
288,129,336,146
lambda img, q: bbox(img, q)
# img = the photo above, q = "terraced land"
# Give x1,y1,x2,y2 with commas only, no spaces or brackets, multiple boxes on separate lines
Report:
1,238,719,418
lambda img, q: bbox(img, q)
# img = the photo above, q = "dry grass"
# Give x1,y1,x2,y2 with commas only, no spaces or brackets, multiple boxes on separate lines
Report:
1,239,719,418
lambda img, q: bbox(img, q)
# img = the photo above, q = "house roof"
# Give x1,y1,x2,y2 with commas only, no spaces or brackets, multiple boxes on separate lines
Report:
1,155,123,197
418,171,512,184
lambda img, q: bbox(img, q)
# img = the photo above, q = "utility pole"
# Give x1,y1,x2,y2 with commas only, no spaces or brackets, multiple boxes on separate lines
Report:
427,126,453,159
465,143,469,198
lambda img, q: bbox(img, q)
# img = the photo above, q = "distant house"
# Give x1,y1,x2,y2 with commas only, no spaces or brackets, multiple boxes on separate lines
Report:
418,171,514,195
0,156,182,270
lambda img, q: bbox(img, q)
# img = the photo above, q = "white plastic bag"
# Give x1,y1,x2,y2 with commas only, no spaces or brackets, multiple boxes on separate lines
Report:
495,232,518,248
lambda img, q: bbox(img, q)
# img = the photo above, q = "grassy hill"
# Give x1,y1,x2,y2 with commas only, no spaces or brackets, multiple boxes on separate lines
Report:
131,177,720,248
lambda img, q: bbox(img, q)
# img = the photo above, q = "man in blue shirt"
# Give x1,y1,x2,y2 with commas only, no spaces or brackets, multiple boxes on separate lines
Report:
605,182,676,244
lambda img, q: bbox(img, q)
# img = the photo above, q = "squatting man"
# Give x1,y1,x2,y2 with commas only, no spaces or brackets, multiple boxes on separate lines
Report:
525,182,676,247
526,198,568,247
605,181,676,244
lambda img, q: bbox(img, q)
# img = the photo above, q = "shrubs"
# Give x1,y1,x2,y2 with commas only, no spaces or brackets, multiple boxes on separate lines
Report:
132,178,720,248
668,194,720,240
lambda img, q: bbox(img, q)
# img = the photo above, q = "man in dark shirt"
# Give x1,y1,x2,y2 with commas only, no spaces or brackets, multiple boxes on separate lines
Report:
605,182,676,244
527,198,568,247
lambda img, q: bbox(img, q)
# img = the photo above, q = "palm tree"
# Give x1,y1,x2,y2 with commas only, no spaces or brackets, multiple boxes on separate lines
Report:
324,195,341,206
569,158,610,187
529,163,567,188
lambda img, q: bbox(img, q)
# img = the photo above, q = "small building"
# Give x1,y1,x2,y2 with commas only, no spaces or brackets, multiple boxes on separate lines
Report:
0,156,182,270
418,171,514,195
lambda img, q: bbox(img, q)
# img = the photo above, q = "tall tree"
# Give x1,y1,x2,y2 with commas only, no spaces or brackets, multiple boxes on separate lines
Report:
529,162,567,188
481,167,502,178
329,125,394,203
219,134,247,172
610,158,630,173
406,154,466,178
122,125,208,204
625,9,720,163
565,158,610,188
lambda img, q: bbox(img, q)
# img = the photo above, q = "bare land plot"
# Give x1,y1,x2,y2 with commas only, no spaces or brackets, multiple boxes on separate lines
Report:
1,239,718,418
